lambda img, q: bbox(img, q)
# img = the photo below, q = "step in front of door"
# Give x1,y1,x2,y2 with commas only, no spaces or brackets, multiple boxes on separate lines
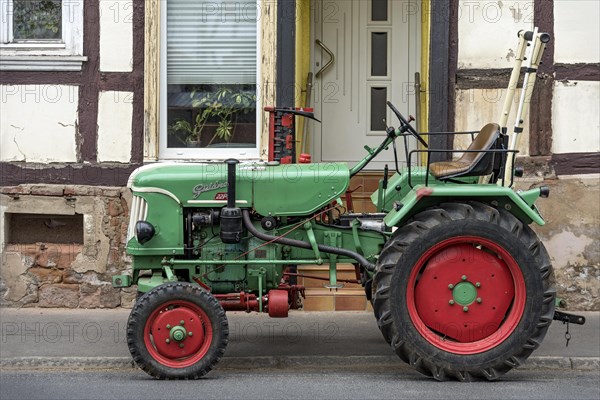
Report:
297,265,372,312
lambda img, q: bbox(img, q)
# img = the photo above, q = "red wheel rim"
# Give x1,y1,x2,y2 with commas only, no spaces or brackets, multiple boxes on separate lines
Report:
406,236,526,355
143,300,213,368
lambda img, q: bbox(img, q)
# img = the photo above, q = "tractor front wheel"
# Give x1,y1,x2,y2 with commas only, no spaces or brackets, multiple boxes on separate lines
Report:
127,282,228,379
372,201,555,381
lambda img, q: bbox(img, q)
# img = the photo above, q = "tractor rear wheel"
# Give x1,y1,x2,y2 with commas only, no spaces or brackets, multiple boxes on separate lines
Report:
372,201,555,381
127,282,228,379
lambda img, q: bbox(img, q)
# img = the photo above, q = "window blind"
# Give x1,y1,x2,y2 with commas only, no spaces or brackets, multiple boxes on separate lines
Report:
167,0,258,85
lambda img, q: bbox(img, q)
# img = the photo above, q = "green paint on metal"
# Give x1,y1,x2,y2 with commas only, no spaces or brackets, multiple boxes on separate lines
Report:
248,269,266,313
304,222,322,262
137,271,168,293
383,183,546,227
325,232,342,288
130,162,349,218
164,266,177,282
170,326,187,342
555,297,567,308
126,192,185,256
111,274,132,288
453,282,478,306
518,187,542,207
252,163,349,216
371,168,478,211
351,219,364,255
165,258,329,266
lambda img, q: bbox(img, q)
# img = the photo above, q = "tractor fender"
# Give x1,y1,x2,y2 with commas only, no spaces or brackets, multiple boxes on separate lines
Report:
383,185,546,228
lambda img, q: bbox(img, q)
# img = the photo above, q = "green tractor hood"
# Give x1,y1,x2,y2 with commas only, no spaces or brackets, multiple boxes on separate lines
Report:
128,162,350,216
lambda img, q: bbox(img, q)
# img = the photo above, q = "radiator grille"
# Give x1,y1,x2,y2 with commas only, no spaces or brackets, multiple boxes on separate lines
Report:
127,195,148,241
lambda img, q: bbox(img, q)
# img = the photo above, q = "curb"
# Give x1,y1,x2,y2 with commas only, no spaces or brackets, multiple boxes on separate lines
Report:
1,355,598,371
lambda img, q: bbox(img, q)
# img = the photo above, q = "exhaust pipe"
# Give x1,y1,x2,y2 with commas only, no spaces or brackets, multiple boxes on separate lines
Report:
220,159,243,244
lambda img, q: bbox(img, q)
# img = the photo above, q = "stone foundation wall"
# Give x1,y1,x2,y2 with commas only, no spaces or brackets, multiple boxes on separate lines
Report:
0,185,136,309
516,174,599,311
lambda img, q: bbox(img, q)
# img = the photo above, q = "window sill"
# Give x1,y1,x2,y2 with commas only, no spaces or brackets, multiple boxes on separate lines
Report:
0,54,88,71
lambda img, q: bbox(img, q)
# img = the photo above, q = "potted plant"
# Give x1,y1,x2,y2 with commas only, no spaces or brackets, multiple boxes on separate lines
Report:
168,87,256,147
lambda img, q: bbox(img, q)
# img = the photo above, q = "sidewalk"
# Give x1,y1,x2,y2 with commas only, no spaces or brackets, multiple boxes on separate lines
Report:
1,308,598,371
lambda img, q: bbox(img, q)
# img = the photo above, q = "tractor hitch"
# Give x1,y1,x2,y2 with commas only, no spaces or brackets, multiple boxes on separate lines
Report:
553,310,586,348
553,310,586,325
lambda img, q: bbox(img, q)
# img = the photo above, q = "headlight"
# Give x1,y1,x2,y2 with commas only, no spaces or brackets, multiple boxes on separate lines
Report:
135,221,155,244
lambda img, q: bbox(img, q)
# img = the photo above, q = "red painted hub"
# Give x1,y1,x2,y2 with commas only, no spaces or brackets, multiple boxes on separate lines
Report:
143,300,212,368
407,237,526,355
267,289,289,318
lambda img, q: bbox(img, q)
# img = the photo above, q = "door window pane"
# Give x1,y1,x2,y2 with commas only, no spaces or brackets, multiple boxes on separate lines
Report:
371,0,388,22
13,0,62,40
371,32,388,76
166,0,258,150
370,87,387,131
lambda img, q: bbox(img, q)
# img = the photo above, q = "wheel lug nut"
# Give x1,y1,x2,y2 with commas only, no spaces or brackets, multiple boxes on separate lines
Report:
461,275,467,281
179,343,184,348
476,297,482,303
180,320,185,325
476,282,481,288
463,306,469,312
166,324,171,329
166,339,170,344
448,284,454,289
449,300,455,305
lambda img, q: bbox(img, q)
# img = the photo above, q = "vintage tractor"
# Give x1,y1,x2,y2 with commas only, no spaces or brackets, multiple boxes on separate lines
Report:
113,29,584,381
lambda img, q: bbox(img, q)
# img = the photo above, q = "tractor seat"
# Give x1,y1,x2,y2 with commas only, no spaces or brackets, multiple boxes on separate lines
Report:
429,123,501,180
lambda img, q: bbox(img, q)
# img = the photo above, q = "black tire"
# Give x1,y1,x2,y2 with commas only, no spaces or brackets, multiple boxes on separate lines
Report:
372,201,555,381
127,282,228,379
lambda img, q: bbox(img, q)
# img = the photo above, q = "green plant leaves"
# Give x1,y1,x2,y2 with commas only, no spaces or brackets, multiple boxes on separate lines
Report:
168,86,256,145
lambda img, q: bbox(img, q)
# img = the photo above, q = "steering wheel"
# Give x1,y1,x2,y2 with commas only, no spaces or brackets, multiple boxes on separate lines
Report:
387,101,428,148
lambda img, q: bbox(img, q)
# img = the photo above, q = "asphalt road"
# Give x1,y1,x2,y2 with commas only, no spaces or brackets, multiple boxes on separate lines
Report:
1,367,598,400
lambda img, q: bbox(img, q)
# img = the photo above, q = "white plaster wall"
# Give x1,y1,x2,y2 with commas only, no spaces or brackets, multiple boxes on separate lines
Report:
99,0,134,72
554,0,600,64
454,88,530,156
552,80,600,154
97,91,133,163
0,85,78,163
458,0,534,69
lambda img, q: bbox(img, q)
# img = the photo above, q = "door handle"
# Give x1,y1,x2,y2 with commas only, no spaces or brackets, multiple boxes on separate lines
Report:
315,39,334,78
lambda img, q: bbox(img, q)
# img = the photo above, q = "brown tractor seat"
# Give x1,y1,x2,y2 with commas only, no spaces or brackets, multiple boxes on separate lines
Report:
429,123,501,180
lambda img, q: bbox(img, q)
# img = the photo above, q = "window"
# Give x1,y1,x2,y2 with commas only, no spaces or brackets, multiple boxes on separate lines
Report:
159,0,260,160
0,0,86,71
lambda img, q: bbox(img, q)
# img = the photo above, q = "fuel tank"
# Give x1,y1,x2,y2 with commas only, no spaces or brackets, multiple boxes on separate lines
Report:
128,161,350,216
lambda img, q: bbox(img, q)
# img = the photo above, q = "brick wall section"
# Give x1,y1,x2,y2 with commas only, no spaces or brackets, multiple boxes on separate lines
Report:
0,185,137,309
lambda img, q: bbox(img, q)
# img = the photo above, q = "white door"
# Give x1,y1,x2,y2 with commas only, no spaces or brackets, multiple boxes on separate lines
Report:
311,0,421,170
